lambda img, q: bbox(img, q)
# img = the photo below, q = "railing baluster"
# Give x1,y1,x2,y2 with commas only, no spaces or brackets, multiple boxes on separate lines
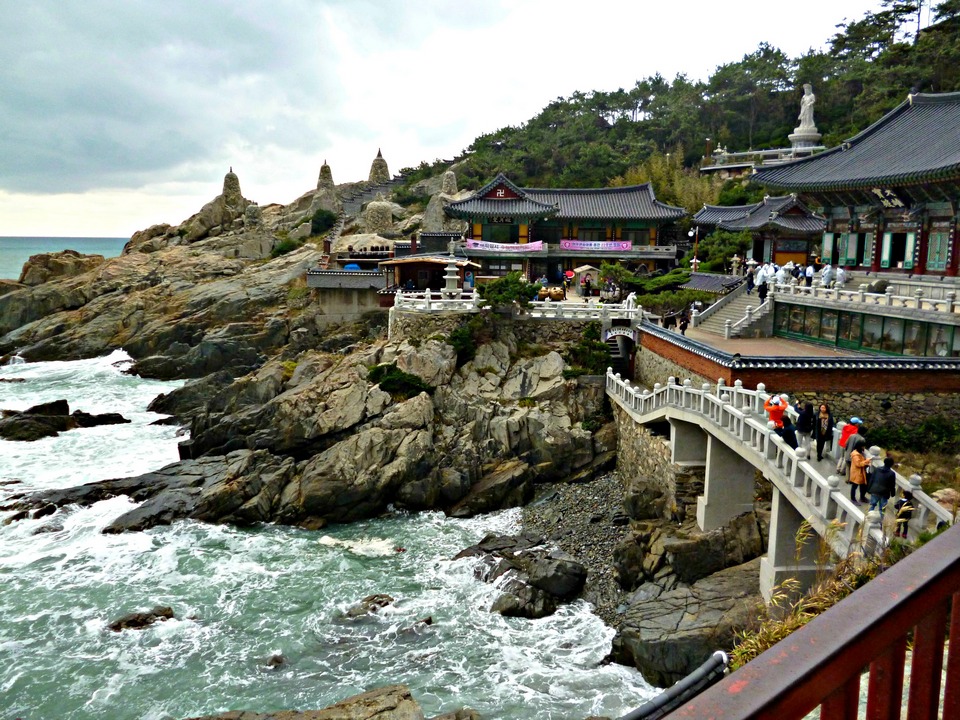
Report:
907,602,948,720
821,676,861,720
942,590,960,717
867,637,906,719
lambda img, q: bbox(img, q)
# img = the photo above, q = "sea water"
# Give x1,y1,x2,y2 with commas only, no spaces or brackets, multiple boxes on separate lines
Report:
0,352,654,720
0,236,128,281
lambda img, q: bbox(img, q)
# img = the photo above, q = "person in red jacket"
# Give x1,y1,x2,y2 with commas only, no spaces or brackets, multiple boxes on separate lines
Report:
836,417,863,473
764,393,789,428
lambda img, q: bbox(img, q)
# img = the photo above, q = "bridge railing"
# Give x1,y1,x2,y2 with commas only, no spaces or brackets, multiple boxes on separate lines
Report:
524,300,642,321
660,523,960,720
605,372,953,551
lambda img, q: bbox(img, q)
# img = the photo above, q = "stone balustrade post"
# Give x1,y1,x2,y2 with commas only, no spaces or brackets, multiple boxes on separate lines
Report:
863,509,884,555
724,319,732,339
947,291,957,313
914,288,924,309
858,285,868,303
885,287,895,306
691,308,700,327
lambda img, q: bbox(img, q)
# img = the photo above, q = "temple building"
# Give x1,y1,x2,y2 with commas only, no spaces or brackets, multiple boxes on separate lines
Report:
693,195,826,266
753,92,960,277
443,173,686,283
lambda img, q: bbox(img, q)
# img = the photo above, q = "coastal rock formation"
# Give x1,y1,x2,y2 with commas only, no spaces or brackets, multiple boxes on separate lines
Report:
455,533,587,619
180,168,251,243
183,684,477,720
18,249,105,286
610,558,763,687
108,605,174,632
0,399,130,441
2,326,608,530
361,194,401,234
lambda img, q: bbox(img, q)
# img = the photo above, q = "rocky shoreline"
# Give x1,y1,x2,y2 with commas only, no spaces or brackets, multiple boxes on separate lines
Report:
521,472,630,627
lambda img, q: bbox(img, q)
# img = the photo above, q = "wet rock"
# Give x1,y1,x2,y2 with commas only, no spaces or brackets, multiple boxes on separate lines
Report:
456,532,586,619
610,558,762,687
182,684,442,720
108,605,174,632
344,593,395,618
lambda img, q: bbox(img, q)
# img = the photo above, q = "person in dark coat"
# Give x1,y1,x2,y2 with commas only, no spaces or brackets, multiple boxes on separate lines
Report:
867,456,897,513
778,415,799,450
813,403,835,462
795,402,815,453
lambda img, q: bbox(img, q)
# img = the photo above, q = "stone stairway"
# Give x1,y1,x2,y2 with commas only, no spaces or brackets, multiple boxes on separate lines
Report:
606,336,630,376
695,291,769,337
341,177,407,217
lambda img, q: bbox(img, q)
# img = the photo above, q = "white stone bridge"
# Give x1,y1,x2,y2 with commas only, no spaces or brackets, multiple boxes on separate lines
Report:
605,371,954,601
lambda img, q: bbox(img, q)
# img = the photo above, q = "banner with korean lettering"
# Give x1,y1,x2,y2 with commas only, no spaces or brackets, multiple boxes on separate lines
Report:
560,240,633,251
466,240,543,252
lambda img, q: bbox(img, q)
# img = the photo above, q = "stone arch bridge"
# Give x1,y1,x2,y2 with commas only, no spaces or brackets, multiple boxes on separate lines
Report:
605,371,953,601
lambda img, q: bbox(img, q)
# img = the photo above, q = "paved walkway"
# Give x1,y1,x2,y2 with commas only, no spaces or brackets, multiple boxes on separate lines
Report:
683,327,860,357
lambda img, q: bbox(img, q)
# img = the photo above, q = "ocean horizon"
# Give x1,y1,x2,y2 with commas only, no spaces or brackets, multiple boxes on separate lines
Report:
0,236,128,281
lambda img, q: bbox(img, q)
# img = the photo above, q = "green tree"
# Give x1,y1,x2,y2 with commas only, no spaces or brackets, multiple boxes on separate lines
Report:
476,271,540,309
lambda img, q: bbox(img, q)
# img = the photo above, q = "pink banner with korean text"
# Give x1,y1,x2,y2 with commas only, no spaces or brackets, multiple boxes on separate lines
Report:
466,240,543,252
560,240,633,252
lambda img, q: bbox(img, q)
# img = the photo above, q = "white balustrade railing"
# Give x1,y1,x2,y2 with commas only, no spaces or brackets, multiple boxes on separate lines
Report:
523,300,642,321
773,281,960,316
394,289,481,312
605,371,953,555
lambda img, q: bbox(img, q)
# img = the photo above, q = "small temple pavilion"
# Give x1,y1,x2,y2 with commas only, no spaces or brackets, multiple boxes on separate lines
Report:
443,173,686,283
693,195,826,266
753,92,960,277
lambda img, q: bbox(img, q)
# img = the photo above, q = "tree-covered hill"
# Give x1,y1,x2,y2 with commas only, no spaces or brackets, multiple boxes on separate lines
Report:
402,1,960,201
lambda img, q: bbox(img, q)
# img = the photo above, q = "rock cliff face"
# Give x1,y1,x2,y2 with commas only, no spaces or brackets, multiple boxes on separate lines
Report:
4,327,609,532
18,249,106,286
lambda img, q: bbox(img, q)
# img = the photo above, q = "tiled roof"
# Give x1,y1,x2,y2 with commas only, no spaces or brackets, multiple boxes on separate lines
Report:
680,273,744,293
695,196,824,234
305,270,385,290
445,172,686,221
640,321,960,370
694,203,757,225
525,184,686,220
754,92,960,191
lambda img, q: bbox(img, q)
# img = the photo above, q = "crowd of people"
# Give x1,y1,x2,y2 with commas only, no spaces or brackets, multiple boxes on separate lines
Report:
745,260,848,299
763,394,914,538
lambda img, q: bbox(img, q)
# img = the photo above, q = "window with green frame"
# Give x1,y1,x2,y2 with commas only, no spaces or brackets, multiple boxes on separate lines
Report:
819,310,838,342
838,312,862,347
880,317,905,354
927,232,950,272
928,324,955,357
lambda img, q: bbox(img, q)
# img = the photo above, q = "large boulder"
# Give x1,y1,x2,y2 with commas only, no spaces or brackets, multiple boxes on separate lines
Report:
610,558,763,687
18,249,106,286
0,399,129,441
455,533,587,618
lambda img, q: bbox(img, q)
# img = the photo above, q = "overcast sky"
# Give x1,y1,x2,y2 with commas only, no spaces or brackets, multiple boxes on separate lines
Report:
1,0,887,238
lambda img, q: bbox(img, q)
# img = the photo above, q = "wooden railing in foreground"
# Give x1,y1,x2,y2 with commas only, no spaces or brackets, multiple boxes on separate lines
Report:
661,524,960,720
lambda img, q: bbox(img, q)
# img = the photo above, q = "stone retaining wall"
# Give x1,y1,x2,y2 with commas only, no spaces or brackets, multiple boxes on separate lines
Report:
786,391,960,437
635,341,713,388
389,309,592,347
614,404,680,520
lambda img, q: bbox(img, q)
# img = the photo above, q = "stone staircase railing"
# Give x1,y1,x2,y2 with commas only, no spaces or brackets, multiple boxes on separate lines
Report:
690,281,748,328
724,297,773,338
605,371,953,557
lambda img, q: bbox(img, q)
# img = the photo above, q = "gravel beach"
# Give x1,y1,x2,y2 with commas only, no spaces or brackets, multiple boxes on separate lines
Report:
521,472,631,627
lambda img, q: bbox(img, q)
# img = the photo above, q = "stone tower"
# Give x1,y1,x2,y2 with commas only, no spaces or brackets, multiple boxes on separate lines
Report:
368,149,390,184
317,159,334,190
222,167,243,210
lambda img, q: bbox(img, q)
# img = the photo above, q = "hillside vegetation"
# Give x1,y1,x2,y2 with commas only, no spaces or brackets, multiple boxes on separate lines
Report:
401,1,960,207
